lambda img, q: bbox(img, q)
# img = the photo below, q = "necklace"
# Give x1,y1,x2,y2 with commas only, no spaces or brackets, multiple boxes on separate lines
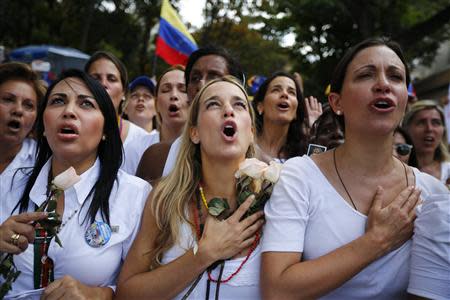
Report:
195,185,260,283
332,148,409,212
56,208,80,233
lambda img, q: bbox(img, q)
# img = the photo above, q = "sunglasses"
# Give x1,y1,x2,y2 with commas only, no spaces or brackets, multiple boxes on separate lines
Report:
394,143,413,156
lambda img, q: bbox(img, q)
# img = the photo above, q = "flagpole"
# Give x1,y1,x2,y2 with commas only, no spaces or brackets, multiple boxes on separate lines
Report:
152,34,158,79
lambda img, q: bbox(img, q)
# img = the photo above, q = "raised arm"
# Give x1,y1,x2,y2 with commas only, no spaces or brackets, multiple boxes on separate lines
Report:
261,186,421,299
116,193,263,300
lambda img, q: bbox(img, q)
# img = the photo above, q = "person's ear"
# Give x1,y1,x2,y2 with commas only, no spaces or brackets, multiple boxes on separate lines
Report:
328,92,343,115
190,126,200,144
256,102,264,116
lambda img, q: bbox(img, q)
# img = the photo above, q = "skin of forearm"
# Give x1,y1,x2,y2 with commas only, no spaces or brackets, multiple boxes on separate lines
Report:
115,247,213,300
263,232,389,299
91,286,114,300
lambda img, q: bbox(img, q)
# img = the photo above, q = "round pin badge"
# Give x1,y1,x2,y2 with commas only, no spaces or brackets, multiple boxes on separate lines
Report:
84,221,112,248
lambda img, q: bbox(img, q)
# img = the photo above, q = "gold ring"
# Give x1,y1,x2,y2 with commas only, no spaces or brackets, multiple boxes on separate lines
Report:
11,233,20,246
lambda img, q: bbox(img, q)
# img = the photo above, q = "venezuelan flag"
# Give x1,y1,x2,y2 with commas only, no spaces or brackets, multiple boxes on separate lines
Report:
156,0,198,66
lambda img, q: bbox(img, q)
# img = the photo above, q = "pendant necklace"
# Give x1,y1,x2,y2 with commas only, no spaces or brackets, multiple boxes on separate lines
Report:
333,148,409,212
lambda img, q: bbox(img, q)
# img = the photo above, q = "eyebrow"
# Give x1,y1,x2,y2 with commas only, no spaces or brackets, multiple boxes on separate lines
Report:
355,64,404,72
50,92,95,100
271,83,296,90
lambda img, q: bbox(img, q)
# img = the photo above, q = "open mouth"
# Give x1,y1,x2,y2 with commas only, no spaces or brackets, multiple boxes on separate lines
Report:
169,104,179,113
222,121,237,139
277,102,290,109
59,125,78,135
372,99,394,110
223,125,236,137
7,120,21,130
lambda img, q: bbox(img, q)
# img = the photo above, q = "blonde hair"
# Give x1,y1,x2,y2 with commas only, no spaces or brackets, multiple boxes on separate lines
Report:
403,99,450,162
149,76,255,269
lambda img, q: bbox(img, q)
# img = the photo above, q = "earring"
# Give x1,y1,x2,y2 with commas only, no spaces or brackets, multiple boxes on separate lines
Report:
336,110,342,115
102,135,106,141
258,110,263,116
43,132,46,137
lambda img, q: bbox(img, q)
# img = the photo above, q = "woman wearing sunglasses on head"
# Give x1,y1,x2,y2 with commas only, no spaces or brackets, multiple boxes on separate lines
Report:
404,100,450,185
393,127,416,165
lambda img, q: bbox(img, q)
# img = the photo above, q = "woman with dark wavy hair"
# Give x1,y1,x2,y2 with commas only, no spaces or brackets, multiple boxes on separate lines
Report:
261,37,447,299
252,71,308,162
7,69,150,299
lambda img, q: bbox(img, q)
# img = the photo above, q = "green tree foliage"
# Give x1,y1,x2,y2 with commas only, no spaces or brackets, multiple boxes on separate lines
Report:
196,0,289,79
194,18,290,78
253,0,450,98
0,0,163,78
1,0,449,93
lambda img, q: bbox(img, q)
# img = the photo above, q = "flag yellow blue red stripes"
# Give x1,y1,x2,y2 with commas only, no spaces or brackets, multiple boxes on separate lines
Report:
156,0,198,65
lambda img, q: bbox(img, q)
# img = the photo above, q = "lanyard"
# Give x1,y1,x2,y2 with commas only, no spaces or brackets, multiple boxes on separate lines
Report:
33,228,55,289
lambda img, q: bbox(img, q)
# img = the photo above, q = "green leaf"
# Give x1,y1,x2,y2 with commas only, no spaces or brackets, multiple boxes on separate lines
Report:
54,234,63,248
207,197,230,218
237,189,253,206
47,199,57,212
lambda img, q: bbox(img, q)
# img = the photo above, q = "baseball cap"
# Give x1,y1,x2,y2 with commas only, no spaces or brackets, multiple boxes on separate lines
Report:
129,76,155,95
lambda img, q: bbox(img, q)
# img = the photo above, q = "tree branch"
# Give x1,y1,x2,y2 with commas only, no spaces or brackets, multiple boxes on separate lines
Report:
395,4,450,46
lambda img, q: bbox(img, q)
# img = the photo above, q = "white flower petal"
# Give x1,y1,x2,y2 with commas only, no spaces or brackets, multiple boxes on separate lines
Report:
53,167,81,190
238,158,268,179
263,161,283,183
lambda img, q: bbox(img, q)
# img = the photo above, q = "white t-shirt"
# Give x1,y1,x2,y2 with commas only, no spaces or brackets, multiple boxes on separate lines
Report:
408,193,450,300
0,138,36,223
161,220,261,300
440,161,450,184
261,155,448,300
162,136,182,177
122,123,159,175
7,158,151,298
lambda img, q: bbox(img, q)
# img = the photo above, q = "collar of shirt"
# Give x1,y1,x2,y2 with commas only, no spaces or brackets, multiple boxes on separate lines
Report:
29,157,101,207
2,138,36,174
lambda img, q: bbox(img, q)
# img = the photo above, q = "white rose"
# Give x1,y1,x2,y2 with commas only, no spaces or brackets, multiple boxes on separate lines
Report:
53,167,81,190
263,161,283,183
235,158,268,179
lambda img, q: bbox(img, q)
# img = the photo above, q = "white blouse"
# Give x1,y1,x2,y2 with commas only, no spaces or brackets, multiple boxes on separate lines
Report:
408,193,450,300
161,220,261,299
122,122,159,175
0,138,36,223
262,156,448,300
7,158,151,298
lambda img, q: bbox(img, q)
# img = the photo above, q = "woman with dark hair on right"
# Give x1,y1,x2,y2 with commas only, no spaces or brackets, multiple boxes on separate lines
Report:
252,71,309,163
261,37,448,299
